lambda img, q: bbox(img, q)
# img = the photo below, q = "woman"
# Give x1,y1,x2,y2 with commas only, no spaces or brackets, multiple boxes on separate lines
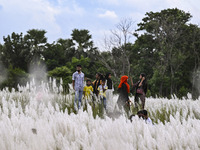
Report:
105,73,112,90
117,75,130,110
131,73,147,110
92,73,102,96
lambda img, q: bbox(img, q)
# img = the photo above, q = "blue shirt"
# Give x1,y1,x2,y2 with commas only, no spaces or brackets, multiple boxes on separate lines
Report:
72,71,84,91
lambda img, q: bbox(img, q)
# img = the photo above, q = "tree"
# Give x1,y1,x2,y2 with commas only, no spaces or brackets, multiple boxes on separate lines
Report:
136,8,193,96
71,29,97,58
1,32,28,71
43,39,75,71
24,29,47,65
100,18,135,77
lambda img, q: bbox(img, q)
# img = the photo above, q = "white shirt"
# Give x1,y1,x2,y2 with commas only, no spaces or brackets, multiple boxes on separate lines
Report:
98,85,108,98
146,118,153,125
72,71,84,91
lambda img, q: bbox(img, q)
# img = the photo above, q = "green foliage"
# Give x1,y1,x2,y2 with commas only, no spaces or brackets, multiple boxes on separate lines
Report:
43,39,75,71
0,66,28,90
177,86,188,99
48,66,72,93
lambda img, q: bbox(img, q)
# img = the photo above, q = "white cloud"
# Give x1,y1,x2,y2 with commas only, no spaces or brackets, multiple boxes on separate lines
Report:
0,0,62,40
96,0,119,5
0,0,87,42
99,10,118,19
0,0,200,45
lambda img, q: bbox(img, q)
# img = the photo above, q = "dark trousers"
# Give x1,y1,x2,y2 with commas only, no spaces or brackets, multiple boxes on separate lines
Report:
135,93,145,109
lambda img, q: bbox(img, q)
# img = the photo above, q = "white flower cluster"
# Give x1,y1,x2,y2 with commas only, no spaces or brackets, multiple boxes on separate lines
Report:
0,81,199,150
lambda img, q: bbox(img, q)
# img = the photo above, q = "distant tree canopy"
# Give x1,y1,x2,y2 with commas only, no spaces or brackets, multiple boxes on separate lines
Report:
0,8,200,98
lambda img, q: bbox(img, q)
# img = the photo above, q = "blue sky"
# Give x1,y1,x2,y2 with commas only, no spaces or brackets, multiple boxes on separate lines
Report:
0,0,200,50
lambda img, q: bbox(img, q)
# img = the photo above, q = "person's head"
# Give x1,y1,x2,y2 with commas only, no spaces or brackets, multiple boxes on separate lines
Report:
101,78,106,86
96,73,101,79
86,79,91,86
137,110,148,119
120,75,128,83
129,114,135,122
105,73,111,79
76,64,82,72
139,73,146,79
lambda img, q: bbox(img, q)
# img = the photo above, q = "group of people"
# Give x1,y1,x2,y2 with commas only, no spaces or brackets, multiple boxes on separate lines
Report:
72,64,150,122
72,65,112,110
117,74,147,111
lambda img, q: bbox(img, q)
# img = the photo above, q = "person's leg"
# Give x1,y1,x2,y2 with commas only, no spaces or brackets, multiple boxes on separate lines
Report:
103,97,106,110
74,90,79,110
78,90,83,109
134,94,139,110
140,94,146,109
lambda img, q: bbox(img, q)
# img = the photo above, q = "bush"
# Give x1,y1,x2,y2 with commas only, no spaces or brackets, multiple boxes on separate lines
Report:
0,66,28,90
177,86,188,99
48,66,72,93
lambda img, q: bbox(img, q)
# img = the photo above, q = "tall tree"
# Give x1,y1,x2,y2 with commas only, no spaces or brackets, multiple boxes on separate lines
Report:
1,32,28,71
24,29,47,64
71,29,96,58
136,8,192,96
43,39,75,70
101,18,135,77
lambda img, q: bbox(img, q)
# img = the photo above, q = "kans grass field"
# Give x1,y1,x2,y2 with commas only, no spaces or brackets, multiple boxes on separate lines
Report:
0,79,200,150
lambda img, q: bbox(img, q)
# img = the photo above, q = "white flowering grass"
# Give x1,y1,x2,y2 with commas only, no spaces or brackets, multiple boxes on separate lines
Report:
0,80,200,150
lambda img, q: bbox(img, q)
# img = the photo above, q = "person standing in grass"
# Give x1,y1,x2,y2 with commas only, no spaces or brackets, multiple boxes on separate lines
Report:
72,64,84,110
117,75,131,110
83,79,93,99
105,73,113,90
92,73,102,97
131,73,147,110
98,78,108,110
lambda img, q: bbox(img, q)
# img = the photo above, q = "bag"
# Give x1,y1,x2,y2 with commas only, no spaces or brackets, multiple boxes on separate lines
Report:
136,88,144,94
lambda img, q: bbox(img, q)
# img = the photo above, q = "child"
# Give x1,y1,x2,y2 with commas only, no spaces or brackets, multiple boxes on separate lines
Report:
98,78,108,109
83,79,93,99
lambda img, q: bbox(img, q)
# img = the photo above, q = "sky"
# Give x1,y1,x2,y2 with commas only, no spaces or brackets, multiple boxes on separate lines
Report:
0,0,200,50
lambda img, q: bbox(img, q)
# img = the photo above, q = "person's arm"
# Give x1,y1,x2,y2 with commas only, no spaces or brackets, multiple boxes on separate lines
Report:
72,80,75,90
97,86,100,96
82,73,85,84
72,73,75,90
103,86,107,92
130,77,134,87
92,80,95,86
139,77,145,87
83,87,86,97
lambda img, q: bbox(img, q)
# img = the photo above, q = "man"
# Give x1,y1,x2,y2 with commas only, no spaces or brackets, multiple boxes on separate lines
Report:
137,110,153,125
72,64,84,110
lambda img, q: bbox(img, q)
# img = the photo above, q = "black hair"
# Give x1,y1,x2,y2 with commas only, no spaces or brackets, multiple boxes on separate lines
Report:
101,78,106,82
140,73,146,78
96,73,104,80
96,72,101,77
105,73,111,80
86,79,91,82
77,64,82,68
137,110,148,118
142,110,147,116
129,114,135,122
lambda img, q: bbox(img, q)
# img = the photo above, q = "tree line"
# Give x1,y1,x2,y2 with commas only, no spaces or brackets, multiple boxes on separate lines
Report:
0,8,200,99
